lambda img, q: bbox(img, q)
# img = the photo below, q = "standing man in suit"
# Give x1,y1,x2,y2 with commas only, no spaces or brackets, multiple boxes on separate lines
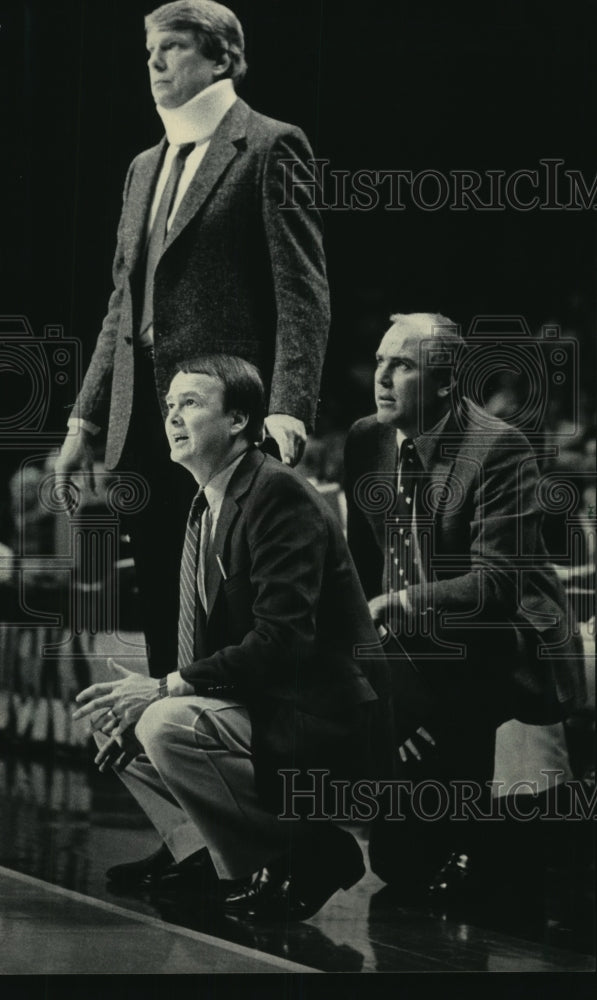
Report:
56,0,329,676
344,312,584,898
73,355,390,921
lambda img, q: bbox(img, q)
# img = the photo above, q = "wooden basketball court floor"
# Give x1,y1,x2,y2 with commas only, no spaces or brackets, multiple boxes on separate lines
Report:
0,634,594,976
0,819,594,975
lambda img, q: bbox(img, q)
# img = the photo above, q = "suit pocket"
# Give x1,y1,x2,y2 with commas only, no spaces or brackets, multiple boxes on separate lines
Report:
221,573,254,639
222,568,251,591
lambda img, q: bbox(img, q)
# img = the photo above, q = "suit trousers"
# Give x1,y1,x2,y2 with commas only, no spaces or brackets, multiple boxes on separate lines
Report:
368,714,498,887
99,696,297,879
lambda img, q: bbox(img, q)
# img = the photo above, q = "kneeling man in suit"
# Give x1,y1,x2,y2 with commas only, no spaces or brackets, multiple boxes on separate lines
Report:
344,312,585,898
74,354,390,921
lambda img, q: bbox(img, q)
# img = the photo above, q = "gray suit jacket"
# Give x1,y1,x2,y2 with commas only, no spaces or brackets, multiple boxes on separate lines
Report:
344,399,586,724
72,99,330,468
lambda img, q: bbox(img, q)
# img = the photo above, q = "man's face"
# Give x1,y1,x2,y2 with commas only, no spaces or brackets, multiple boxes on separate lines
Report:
165,371,235,476
374,322,444,434
146,28,220,108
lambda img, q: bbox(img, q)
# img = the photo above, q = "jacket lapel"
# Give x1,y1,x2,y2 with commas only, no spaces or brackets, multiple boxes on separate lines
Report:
377,424,398,477
205,448,265,618
193,602,208,660
123,99,250,272
372,415,463,523
372,424,397,516
163,99,251,253
124,139,167,272
416,409,463,519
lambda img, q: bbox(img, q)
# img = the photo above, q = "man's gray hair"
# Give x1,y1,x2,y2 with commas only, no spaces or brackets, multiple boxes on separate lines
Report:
146,1,247,85
389,311,466,386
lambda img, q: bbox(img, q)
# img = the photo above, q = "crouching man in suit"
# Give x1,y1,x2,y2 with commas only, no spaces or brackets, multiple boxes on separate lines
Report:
344,312,585,901
74,355,391,921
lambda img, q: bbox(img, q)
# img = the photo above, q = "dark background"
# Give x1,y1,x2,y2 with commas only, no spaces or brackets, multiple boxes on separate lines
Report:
1,0,596,446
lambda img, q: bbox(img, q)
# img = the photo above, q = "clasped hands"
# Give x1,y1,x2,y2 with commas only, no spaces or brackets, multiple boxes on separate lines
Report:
73,658,160,773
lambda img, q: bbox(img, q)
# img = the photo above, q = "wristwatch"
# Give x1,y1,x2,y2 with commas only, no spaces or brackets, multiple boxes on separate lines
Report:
157,676,169,699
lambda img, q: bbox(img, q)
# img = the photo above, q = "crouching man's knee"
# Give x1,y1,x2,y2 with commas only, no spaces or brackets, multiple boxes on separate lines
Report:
135,698,171,754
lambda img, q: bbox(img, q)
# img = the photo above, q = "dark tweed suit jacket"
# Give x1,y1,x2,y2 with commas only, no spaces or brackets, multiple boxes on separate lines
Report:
71,99,330,468
177,448,393,804
344,399,586,726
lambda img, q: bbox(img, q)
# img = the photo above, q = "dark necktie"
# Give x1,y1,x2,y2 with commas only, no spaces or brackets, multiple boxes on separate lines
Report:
392,438,421,590
178,489,208,670
139,142,195,338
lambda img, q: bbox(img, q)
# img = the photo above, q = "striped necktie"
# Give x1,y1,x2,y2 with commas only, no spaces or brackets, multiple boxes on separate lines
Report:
139,142,195,339
178,489,208,671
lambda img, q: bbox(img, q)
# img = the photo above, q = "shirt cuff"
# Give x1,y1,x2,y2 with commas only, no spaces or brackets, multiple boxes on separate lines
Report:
67,417,101,436
167,671,196,696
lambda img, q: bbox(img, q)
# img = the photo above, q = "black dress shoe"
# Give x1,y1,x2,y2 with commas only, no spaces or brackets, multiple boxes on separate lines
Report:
223,863,287,913
106,844,174,887
157,849,216,889
106,844,210,890
264,865,364,922
427,851,478,903
226,827,365,922
265,839,365,922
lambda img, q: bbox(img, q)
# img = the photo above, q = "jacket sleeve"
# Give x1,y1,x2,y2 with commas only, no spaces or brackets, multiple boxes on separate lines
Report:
344,424,385,600
407,435,544,620
180,475,328,694
69,161,135,430
261,128,330,430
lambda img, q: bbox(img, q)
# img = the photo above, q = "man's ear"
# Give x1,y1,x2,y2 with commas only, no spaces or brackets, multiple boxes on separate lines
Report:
212,50,232,80
229,410,249,437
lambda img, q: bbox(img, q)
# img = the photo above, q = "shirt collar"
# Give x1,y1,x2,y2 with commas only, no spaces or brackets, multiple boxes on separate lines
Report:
203,449,248,517
395,408,452,466
156,79,237,146
395,427,407,454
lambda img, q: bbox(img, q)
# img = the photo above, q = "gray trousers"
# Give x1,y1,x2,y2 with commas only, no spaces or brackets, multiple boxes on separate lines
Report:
100,696,293,880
